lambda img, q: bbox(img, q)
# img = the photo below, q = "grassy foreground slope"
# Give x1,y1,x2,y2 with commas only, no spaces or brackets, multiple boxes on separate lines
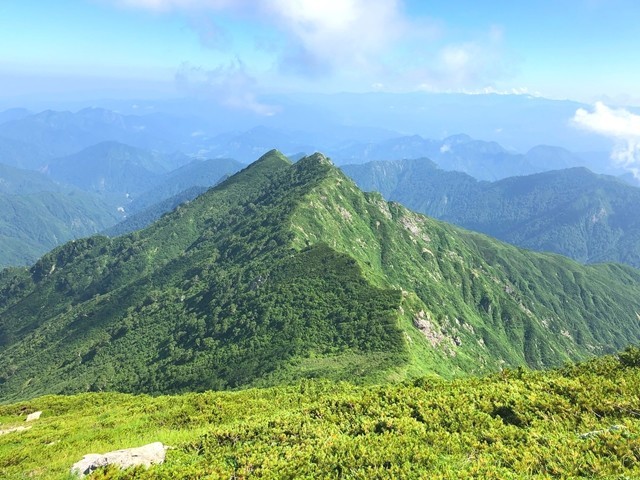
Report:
1,151,640,402
0,350,639,479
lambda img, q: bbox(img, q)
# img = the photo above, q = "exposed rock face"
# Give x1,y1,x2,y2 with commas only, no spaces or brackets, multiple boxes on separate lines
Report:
413,310,446,347
26,411,42,422
70,442,167,477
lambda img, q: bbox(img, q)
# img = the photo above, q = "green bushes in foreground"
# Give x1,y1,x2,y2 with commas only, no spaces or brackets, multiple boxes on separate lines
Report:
0,347,639,479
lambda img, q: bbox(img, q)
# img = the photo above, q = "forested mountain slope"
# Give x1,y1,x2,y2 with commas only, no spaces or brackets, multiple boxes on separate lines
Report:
343,159,640,268
1,151,640,403
0,163,120,268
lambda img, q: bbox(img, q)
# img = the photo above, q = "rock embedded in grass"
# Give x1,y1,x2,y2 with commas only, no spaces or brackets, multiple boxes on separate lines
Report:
70,442,167,477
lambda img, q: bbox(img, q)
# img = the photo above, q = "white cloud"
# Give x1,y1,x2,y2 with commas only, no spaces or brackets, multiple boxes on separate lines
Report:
407,26,514,93
268,0,408,74
175,61,279,116
573,102,640,177
433,28,510,90
112,0,408,74
186,15,231,50
573,102,640,138
108,0,513,92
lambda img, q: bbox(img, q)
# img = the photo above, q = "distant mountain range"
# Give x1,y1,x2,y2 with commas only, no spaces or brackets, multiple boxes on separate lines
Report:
104,157,243,236
38,91,615,153
1,151,640,402
0,102,626,181
46,141,171,198
0,100,635,272
0,163,120,268
125,157,244,214
0,107,205,160
0,143,243,267
343,159,640,268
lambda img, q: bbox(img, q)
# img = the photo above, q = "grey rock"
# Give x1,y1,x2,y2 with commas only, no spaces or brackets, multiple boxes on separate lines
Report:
70,442,167,477
26,411,42,422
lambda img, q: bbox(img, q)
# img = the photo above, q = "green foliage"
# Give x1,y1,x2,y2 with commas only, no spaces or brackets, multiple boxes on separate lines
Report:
47,141,169,195
124,158,244,214
619,345,640,367
103,186,209,237
0,161,121,268
0,353,639,479
0,190,120,269
2,150,640,404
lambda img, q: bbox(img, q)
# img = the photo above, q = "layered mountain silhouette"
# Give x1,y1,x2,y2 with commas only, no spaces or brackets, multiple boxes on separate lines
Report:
343,159,640,268
1,150,640,403
0,143,243,267
0,162,120,268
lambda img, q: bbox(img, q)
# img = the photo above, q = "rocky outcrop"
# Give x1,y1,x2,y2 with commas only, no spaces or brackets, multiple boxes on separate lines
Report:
70,442,167,477
26,411,42,422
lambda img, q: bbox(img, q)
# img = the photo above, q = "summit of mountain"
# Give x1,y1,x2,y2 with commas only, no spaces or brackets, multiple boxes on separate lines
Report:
1,150,640,402
45,141,171,198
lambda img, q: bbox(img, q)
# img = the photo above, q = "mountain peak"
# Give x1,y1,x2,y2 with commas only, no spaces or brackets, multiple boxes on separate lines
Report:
253,149,292,166
2,150,640,402
297,152,333,167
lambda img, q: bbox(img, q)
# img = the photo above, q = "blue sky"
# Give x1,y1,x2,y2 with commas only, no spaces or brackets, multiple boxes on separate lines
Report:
1,0,640,104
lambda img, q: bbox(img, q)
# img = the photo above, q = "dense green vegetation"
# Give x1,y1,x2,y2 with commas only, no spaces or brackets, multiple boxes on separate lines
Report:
343,159,640,268
0,135,49,170
0,148,242,267
2,150,640,403
103,186,209,237
0,163,120,268
1,349,639,479
124,158,243,214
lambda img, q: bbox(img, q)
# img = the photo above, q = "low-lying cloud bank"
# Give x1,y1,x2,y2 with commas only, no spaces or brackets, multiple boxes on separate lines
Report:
573,102,640,178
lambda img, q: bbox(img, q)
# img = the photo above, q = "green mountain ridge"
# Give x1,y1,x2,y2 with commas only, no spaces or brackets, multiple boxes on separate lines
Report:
1,150,640,403
0,147,243,269
103,185,210,237
343,159,640,268
124,157,244,214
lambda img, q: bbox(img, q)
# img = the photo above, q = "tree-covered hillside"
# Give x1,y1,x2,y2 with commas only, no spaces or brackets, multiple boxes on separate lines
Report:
0,145,243,268
0,163,121,268
124,157,244,214
1,151,640,403
343,159,640,268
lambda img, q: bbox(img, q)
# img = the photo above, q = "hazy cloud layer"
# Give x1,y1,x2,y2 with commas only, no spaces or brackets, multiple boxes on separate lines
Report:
414,26,512,92
109,0,510,91
573,102,640,177
187,15,231,50
113,0,408,73
175,61,279,116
